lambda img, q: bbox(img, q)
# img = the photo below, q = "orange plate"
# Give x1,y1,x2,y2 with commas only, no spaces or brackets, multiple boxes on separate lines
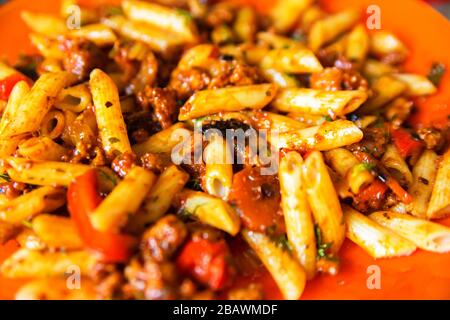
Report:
0,0,450,300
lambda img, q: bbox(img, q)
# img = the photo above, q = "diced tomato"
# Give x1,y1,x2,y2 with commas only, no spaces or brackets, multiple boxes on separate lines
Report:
357,180,388,203
0,73,32,101
229,166,285,233
67,170,137,263
177,238,234,291
391,128,423,158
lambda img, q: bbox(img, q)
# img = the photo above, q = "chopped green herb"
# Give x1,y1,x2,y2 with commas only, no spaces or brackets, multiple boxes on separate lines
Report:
187,178,202,191
176,8,192,22
314,224,332,259
104,6,123,17
274,234,293,253
427,62,446,86
0,173,11,182
323,115,333,122
98,170,118,186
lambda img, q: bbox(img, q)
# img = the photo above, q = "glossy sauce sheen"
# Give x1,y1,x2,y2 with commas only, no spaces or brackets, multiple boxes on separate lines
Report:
0,0,450,299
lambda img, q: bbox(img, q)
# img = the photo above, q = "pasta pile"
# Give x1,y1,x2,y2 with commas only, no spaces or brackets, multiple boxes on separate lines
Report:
0,0,449,300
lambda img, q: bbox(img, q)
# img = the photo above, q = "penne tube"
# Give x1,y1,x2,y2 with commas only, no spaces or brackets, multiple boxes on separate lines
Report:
257,32,304,50
242,229,306,300
0,220,19,245
391,73,437,96
279,151,316,279
287,112,327,126
251,111,309,132
270,0,312,33
260,48,323,74
0,134,27,158
0,186,65,224
55,83,92,113
122,0,198,43
102,15,184,53
343,205,416,258
177,44,219,71
0,61,18,79
178,84,277,121
357,75,406,114
234,6,257,42
16,229,46,251
177,190,241,236
29,33,65,59
129,165,189,228
16,278,97,300
132,123,190,156
90,69,131,157
302,151,345,254
427,150,450,219
21,11,67,38
68,24,117,47
408,150,438,218
5,157,118,192
369,31,408,59
271,120,363,151
0,72,73,138
0,248,97,278
381,144,413,187
18,137,68,161
301,5,325,32
90,166,156,233
362,59,396,80
369,211,450,253
272,88,367,117
32,214,83,250
308,9,359,52
345,24,369,65
325,148,374,194
260,68,299,88
203,135,233,199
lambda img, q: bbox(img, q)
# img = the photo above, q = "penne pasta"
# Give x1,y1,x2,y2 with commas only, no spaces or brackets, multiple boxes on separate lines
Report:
369,211,450,253
370,31,408,59
68,24,117,47
177,190,241,236
242,229,306,300
279,151,316,279
90,166,156,233
260,48,323,74
345,24,369,65
18,136,68,161
343,205,417,258
427,150,450,219
132,122,190,156
5,157,118,192
21,11,67,38
0,186,65,224
32,214,83,250
129,165,189,228
122,0,198,43
102,15,184,53
302,151,345,254
251,111,309,132
0,134,27,158
408,150,438,218
0,220,19,245
0,72,73,137
260,68,300,88
308,9,359,52
90,69,131,157
362,59,397,80
203,135,233,199
272,88,367,117
234,6,257,42
381,144,413,187
15,228,46,251
178,84,277,121
257,32,304,50
29,33,65,59
0,61,17,79
392,73,437,96
270,0,312,33
0,248,97,278
271,120,363,151
55,83,92,113
16,278,97,300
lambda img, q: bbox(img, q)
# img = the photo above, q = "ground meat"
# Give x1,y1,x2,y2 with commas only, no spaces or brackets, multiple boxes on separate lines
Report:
90,263,125,300
136,87,178,129
140,152,171,174
384,98,414,128
348,126,389,159
61,38,107,80
141,215,188,263
169,68,211,100
124,257,179,300
208,60,260,89
130,52,159,93
310,67,368,91
0,182,27,199
417,127,446,151
125,111,162,145
111,151,137,178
